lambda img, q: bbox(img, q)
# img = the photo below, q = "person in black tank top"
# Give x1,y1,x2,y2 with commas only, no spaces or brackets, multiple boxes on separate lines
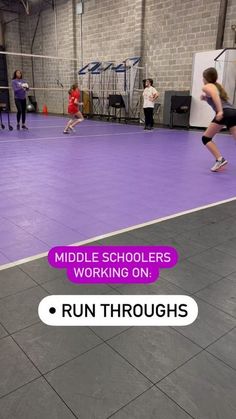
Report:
201,67,236,172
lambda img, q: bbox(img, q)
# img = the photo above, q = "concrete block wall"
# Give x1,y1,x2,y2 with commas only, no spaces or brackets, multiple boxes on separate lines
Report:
2,0,75,113
143,0,221,119
2,11,23,110
76,0,143,63
75,0,144,117
2,0,236,120
223,0,236,47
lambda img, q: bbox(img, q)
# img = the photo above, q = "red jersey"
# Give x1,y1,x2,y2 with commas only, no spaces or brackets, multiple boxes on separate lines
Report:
68,89,80,114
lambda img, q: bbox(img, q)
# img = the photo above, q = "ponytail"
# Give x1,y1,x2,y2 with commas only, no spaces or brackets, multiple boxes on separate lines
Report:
203,67,229,101
215,82,228,101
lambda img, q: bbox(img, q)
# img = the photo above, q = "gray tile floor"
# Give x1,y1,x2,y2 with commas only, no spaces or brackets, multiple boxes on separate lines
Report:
0,201,236,418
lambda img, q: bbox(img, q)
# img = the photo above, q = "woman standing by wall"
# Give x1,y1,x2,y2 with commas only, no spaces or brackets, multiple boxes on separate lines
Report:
12,70,29,130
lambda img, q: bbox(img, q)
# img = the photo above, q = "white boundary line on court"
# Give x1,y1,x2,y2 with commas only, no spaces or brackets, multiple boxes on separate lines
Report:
3,124,114,129
1,128,231,145
0,196,236,271
0,131,146,144
0,126,205,139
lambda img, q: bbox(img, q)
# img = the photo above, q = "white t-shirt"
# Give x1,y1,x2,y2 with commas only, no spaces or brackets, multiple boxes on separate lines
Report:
143,86,158,108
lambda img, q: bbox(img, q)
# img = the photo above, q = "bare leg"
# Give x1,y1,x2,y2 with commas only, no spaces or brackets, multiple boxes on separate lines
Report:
64,118,74,132
70,111,84,129
203,123,224,159
70,118,83,129
229,126,236,139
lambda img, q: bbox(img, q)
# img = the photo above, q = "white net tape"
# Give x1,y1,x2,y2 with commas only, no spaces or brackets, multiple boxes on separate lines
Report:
0,51,80,114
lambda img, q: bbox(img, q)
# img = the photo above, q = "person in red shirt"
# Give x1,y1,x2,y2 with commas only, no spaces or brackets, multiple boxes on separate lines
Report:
63,83,84,134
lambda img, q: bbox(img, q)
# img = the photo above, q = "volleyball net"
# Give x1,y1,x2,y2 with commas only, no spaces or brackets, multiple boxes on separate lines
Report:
0,51,147,119
0,51,79,115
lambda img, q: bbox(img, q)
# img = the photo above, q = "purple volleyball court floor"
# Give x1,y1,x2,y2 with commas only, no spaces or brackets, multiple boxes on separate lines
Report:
0,113,235,266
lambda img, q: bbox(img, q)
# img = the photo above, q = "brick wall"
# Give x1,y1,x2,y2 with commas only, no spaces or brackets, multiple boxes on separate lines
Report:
224,0,236,47
143,0,236,119
1,0,75,113
1,11,22,110
2,0,236,119
143,0,221,118
76,0,143,63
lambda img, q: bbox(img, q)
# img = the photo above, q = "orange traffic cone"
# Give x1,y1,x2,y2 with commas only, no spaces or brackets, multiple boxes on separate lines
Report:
42,104,48,115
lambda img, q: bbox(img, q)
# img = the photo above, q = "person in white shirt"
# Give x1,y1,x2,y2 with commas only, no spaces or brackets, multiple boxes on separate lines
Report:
143,79,159,130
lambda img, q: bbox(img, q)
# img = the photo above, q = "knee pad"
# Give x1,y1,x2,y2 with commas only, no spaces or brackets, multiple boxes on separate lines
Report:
202,136,212,145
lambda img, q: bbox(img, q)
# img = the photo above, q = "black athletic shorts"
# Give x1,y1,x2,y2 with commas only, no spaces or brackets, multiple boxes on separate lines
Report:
212,108,236,129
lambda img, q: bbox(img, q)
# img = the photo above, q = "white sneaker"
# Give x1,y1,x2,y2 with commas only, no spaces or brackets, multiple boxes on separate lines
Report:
68,126,75,132
211,157,228,172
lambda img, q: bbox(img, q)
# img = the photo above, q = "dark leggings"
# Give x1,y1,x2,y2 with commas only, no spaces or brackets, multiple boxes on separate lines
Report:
15,99,26,124
144,107,154,128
